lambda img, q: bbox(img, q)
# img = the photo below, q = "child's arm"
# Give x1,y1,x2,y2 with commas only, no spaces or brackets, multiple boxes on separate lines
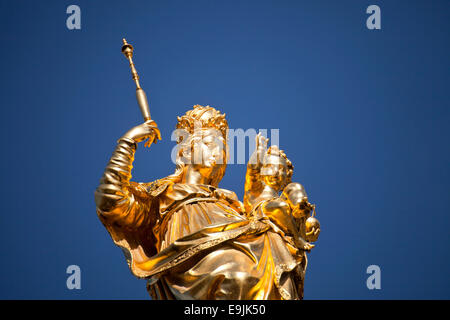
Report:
262,199,315,251
244,133,269,213
281,182,313,219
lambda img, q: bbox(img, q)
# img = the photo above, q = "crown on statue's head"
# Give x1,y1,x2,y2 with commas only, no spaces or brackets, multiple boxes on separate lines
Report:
176,105,228,139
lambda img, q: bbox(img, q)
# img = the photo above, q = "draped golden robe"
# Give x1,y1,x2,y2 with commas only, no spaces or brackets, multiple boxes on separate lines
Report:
95,139,306,300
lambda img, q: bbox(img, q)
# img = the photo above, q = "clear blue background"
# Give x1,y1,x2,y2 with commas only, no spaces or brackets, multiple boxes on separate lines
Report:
0,0,449,299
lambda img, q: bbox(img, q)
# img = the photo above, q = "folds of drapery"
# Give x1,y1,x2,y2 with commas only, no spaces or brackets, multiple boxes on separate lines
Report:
97,168,306,299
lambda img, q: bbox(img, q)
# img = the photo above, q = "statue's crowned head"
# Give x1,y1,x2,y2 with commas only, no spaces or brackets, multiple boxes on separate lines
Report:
167,105,229,186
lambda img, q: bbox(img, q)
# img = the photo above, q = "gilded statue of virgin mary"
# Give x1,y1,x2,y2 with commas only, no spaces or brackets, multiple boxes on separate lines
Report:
94,105,319,299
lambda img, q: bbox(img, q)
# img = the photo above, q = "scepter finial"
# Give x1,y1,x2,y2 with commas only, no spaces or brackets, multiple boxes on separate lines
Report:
121,38,134,59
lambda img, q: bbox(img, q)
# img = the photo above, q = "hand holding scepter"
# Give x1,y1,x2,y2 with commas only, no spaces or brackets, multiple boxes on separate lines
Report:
121,38,161,147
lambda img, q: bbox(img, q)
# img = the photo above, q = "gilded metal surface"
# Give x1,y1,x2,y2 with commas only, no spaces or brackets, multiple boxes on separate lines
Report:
94,41,320,300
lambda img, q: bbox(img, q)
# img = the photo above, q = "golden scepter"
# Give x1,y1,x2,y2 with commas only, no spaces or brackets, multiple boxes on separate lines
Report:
121,38,152,121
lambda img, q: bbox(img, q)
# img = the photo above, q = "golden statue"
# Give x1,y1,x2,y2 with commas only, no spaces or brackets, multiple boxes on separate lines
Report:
94,40,320,300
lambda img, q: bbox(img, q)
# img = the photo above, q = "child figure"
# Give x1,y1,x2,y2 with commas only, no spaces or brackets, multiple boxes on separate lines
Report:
244,133,318,251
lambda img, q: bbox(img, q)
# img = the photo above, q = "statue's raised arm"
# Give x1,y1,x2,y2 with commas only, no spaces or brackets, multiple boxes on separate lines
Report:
94,120,161,228
95,38,162,228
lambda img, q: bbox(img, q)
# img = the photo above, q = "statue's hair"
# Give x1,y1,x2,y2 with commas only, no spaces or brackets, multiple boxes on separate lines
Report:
176,105,228,143
151,105,228,190
265,145,294,189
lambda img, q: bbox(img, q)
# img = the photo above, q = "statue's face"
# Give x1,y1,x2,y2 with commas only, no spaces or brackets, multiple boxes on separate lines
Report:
261,153,288,191
184,128,227,182
193,129,226,167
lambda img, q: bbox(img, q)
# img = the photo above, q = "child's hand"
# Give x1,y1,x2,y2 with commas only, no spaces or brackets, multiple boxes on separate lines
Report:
249,133,269,167
255,133,269,164
256,132,269,151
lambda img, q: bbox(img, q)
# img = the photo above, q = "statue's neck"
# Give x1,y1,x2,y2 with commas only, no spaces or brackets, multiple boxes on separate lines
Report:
183,165,218,187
